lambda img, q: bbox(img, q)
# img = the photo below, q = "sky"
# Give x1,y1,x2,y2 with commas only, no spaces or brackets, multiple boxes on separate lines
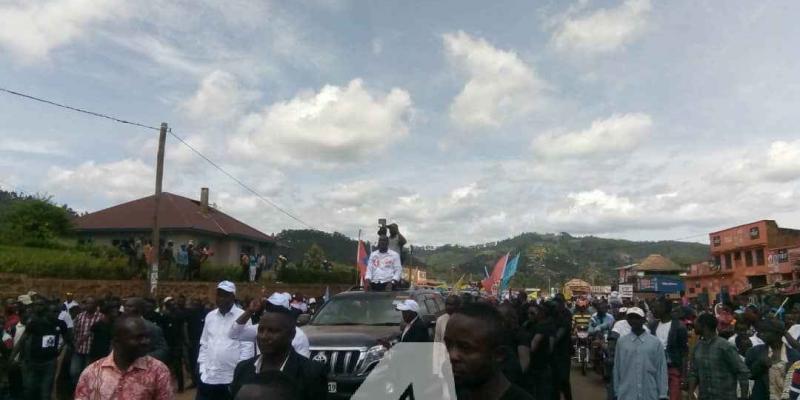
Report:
1,0,800,246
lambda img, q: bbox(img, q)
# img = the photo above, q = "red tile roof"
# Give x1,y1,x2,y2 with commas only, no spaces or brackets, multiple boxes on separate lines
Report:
74,192,273,243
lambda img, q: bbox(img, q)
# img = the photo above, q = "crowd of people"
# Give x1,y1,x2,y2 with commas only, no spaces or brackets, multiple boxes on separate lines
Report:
6,277,800,400
115,238,214,281
0,285,319,400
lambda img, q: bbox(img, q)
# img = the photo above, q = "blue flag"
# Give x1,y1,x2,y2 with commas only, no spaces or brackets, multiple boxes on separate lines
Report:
500,254,520,292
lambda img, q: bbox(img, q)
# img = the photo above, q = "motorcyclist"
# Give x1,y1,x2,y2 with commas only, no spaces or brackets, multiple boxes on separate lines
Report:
588,302,615,374
588,302,615,336
571,297,593,365
571,297,592,333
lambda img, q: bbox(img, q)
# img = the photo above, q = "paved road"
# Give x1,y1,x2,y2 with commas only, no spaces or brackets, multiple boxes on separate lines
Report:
569,366,609,400
176,365,608,399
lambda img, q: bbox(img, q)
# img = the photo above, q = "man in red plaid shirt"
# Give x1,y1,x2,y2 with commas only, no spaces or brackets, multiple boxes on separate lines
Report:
70,297,102,384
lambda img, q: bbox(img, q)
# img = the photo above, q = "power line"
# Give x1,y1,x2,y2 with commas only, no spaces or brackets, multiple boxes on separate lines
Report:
0,86,311,228
0,88,160,131
166,128,312,228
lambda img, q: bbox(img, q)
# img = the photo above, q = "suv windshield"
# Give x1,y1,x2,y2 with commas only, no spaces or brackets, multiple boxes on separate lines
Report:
312,296,403,325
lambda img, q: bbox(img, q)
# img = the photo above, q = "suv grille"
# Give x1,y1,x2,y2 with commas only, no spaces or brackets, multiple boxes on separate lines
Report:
310,348,364,375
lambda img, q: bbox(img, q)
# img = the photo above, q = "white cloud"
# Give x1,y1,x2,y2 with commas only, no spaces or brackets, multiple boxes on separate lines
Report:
544,188,718,234
725,139,800,183
533,113,652,159
761,140,800,182
443,31,547,129
181,70,259,123
46,159,153,203
550,0,651,55
0,138,67,156
229,79,412,166
0,0,125,63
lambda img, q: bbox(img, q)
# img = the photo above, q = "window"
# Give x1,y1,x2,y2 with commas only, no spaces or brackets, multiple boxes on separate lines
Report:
714,255,722,268
424,298,438,314
724,253,733,269
433,295,445,312
756,248,765,266
750,227,760,239
712,236,721,247
689,287,696,294
745,251,753,267
782,273,793,281
734,252,741,260
776,249,790,263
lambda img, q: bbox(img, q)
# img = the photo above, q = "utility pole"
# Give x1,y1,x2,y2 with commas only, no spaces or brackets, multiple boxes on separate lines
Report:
149,122,168,296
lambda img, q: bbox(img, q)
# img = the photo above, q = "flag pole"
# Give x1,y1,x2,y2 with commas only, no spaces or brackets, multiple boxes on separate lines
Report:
356,229,362,287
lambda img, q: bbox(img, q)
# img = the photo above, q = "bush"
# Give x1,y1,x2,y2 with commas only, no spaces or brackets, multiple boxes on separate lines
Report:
0,244,357,283
0,198,73,247
0,245,128,279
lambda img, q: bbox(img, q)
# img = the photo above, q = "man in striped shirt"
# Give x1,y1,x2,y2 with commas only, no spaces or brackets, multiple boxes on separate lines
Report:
70,297,103,384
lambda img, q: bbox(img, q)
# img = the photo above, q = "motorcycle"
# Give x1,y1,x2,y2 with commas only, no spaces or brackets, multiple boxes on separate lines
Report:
592,331,608,378
574,325,590,376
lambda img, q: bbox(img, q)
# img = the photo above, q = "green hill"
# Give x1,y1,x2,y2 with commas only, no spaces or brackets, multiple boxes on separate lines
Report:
274,229,709,289
414,232,709,288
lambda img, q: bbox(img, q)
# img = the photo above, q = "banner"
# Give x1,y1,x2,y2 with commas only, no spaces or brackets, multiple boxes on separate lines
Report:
356,240,368,286
481,253,509,296
500,254,520,293
619,284,634,298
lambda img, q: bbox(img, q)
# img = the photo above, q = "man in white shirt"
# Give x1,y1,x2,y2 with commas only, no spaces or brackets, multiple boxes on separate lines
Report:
229,292,311,358
196,281,252,400
434,295,461,343
365,236,402,292
728,319,764,347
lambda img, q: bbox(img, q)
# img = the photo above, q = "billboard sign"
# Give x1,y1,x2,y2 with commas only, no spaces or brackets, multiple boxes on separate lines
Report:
619,284,634,298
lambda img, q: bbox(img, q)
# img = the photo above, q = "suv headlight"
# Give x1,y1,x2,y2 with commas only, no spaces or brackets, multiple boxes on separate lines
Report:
357,344,387,376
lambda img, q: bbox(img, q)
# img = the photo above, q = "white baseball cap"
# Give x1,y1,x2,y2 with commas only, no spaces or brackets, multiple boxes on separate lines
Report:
626,307,645,318
267,292,291,310
395,299,419,313
217,280,236,294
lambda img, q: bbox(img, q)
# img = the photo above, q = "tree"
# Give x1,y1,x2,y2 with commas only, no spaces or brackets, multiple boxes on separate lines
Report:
303,243,326,270
2,198,73,246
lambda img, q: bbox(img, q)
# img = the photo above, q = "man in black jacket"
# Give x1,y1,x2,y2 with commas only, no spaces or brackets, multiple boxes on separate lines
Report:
230,301,326,400
647,298,688,400
396,299,430,342
746,319,800,400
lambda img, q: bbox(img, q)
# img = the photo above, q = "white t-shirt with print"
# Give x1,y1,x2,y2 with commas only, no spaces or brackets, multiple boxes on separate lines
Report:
656,321,671,349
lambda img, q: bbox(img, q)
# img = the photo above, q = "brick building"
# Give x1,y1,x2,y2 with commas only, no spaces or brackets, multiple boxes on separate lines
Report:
74,188,276,265
684,220,800,301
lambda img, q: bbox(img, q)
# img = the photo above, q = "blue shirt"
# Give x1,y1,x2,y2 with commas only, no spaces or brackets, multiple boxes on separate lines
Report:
613,331,668,400
177,249,189,266
588,313,615,335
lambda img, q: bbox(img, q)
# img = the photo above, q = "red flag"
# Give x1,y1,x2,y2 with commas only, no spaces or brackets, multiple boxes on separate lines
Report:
481,253,509,296
357,240,368,285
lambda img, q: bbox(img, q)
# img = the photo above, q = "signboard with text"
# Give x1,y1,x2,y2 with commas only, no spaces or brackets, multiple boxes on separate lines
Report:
619,284,634,298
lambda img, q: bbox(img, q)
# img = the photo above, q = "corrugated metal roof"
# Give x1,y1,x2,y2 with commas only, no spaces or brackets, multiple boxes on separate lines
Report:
74,192,274,243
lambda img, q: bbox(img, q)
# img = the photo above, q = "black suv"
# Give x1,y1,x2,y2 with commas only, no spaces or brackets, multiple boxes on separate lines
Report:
303,288,445,399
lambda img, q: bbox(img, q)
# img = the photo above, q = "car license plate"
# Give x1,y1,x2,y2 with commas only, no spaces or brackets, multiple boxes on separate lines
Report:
328,382,337,393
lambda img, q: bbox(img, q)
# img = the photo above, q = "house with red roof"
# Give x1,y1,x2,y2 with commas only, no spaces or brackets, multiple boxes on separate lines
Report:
74,188,275,265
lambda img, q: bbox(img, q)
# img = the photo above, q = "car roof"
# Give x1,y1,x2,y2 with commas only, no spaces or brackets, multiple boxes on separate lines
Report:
333,289,440,299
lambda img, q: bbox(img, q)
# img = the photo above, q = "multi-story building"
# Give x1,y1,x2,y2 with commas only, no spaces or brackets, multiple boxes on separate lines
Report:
684,220,800,302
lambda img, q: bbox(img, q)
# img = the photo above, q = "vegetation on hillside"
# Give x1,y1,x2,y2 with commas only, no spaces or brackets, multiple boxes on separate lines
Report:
415,232,709,288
